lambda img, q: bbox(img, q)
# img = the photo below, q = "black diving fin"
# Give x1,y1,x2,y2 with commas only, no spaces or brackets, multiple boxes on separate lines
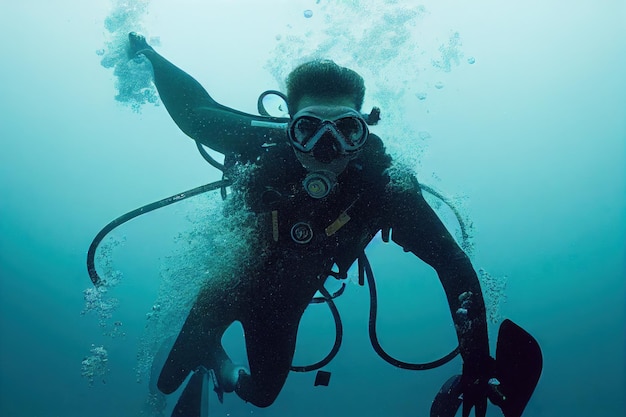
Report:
491,319,543,417
172,369,209,417
430,319,543,417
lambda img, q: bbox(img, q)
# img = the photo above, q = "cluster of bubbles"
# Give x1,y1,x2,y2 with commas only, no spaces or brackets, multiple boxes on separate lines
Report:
432,31,463,73
81,236,126,338
80,236,127,386
81,345,109,386
385,162,423,193
478,268,508,324
135,164,262,386
97,0,158,112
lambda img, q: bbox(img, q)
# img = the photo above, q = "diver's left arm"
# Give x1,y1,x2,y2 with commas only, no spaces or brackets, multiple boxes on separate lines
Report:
128,33,286,157
386,175,491,417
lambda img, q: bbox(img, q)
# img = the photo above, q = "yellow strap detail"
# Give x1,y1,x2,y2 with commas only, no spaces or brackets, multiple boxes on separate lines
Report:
325,211,351,236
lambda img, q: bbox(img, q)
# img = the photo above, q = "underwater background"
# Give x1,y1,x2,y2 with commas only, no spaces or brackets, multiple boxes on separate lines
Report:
1,0,624,416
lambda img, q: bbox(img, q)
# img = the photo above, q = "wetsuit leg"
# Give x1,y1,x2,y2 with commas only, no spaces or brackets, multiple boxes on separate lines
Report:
157,281,238,395
228,252,333,406
235,311,303,407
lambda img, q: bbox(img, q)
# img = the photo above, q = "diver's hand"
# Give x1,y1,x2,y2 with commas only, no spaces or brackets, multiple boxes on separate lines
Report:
128,32,154,57
460,359,494,417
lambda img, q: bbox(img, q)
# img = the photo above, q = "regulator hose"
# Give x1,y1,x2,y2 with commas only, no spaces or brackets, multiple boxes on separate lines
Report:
290,285,343,372
362,254,460,370
87,179,231,287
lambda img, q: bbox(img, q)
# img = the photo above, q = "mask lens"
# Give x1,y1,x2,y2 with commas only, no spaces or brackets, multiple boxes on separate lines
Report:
335,117,366,148
292,117,321,151
289,107,369,154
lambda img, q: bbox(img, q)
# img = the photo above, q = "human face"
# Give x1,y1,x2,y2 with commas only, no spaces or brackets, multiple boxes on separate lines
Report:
288,96,366,198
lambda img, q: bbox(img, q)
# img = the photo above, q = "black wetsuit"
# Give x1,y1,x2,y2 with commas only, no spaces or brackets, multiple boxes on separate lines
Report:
138,45,489,409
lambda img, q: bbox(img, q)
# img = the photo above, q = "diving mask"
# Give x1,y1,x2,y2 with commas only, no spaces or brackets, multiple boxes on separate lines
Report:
288,105,369,199
288,106,369,155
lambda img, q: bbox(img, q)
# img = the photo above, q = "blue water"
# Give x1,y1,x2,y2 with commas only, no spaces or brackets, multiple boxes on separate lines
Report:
1,1,625,416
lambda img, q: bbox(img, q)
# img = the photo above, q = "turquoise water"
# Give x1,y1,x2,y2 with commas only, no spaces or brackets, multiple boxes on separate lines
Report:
1,1,625,416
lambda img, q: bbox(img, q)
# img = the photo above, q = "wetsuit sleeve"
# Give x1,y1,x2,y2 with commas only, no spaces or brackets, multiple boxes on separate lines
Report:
385,173,490,366
139,49,287,157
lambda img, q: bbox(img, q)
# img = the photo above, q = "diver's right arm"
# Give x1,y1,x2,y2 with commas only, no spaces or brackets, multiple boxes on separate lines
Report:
128,33,286,157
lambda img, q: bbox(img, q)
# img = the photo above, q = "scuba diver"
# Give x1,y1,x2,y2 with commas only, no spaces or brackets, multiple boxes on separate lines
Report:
90,32,543,417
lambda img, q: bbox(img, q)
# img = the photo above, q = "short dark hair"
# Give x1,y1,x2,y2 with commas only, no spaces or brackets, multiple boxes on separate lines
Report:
285,59,365,115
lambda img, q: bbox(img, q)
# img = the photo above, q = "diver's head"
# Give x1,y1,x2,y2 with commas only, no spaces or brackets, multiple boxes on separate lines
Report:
286,59,365,115
285,60,368,198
